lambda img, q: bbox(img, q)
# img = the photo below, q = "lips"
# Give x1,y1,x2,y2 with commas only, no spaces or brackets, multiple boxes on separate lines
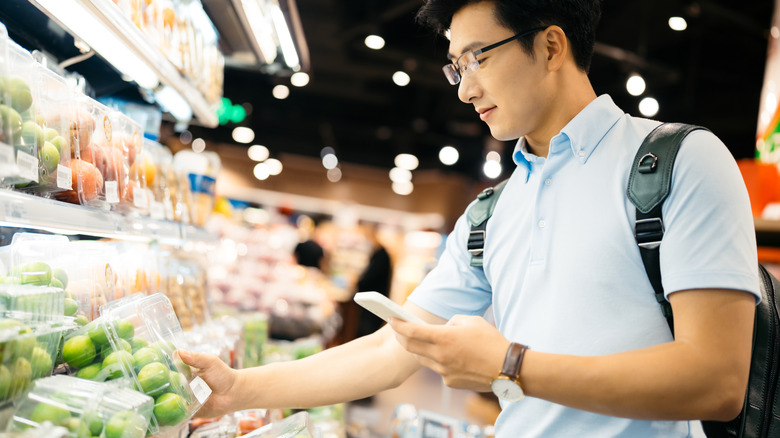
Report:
477,106,496,121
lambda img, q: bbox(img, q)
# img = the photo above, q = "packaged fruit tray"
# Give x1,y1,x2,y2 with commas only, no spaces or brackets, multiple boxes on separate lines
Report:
8,374,154,438
0,321,70,404
0,284,64,325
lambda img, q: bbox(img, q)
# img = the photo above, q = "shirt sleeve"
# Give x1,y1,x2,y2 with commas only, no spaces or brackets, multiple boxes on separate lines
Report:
407,206,494,319
660,129,760,302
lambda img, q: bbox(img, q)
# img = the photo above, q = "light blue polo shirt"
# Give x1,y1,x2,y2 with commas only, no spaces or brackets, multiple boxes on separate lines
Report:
408,94,759,437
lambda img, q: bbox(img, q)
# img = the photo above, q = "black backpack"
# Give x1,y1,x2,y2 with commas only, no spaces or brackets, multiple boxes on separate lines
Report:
466,123,780,437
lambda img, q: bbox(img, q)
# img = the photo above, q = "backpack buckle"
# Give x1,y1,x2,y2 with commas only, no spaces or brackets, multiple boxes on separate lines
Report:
635,218,664,250
467,230,486,255
638,153,658,173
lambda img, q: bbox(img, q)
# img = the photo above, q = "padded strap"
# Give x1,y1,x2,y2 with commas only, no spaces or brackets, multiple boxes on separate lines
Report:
467,179,509,267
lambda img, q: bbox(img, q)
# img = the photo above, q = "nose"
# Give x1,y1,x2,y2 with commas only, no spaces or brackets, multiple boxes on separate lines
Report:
457,73,480,104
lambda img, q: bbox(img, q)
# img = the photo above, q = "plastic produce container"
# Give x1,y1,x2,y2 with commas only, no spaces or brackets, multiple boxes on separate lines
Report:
109,109,147,215
173,149,220,227
0,322,68,403
142,139,173,221
0,41,40,187
57,240,120,323
17,62,73,197
98,292,211,434
8,374,154,438
241,411,314,438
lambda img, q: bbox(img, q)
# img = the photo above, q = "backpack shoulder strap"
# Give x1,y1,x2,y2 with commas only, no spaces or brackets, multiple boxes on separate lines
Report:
467,178,509,267
627,122,709,333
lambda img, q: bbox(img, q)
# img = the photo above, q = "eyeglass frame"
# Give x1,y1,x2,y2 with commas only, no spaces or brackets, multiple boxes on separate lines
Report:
443,27,547,85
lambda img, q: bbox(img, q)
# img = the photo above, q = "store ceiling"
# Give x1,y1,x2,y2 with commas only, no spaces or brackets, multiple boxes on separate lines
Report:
0,0,774,183
192,0,773,182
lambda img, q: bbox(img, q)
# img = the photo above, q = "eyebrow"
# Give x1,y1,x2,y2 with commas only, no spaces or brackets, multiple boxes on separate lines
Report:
446,41,487,60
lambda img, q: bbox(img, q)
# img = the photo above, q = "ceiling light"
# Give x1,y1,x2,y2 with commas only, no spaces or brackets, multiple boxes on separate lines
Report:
320,146,335,157
486,151,501,162
364,35,385,50
668,16,687,31
272,84,290,99
322,153,338,169
232,127,255,144
237,0,278,64
327,167,342,182
33,0,159,90
394,153,418,170
192,138,206,153
253,162,270,180
392,71,410,87
248,145,270,161
626,74,646,96
392,181,414,196
389,167,412,183
291,72,309,87
483,160,502,179
270,3,300,69
639,97,660,117
266,158,283,175
439,146,459,165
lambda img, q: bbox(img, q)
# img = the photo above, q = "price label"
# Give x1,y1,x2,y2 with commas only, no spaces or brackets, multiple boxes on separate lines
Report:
133,186,148,209
16,151,38,182
150,201,165,220
189,376,212,405
57,165,72,190
105,180,119,203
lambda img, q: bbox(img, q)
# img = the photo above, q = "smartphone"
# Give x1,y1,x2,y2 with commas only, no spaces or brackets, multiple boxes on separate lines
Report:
353,291,427,324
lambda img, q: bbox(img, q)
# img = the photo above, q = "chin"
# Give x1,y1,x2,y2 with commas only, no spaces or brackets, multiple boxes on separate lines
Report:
487,126,520,142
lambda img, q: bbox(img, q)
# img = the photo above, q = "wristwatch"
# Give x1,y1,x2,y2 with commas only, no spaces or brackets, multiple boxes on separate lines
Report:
491,342,528,402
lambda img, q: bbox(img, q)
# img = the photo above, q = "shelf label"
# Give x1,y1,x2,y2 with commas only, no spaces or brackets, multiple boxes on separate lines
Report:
57,164,72,190
133,186,148,209
16,151,38,183
150,201,165,220
2,200,28,224
105,180,119,204
190,376,212,405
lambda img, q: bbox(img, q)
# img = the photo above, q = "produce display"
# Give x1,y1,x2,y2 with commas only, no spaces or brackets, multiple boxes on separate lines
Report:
0,322,68,403
8,374,154,438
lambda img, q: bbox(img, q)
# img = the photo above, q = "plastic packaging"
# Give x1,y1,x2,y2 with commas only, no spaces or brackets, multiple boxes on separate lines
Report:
99,292,212,433
143,139,174,221
241,411,314,438
173,149,220,227
8,374,154,438
109,109,147,214
0,322,69,403
0,41,40,187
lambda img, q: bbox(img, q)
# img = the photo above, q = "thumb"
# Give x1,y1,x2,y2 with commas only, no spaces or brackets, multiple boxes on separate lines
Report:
177,350,213,368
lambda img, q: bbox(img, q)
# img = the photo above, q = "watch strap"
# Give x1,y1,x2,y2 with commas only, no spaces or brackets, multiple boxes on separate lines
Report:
500,342,528,382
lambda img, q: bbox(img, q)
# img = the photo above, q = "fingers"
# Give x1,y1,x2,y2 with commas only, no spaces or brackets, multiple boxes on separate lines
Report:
389,318,439,343
177,350,215,369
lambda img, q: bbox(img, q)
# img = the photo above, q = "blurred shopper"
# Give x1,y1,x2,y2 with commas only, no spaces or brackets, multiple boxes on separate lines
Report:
182,1,758,436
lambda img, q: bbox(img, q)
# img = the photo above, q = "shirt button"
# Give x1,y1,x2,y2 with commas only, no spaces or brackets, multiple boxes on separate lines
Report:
545,179,552,186
578,150,586,157
538,220,546,228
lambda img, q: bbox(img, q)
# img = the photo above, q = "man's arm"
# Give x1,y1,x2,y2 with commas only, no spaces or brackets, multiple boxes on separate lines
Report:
391,288,755,421
180,304,446,418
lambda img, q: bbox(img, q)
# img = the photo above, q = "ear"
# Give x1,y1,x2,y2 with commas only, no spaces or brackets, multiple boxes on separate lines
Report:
543,25,568,72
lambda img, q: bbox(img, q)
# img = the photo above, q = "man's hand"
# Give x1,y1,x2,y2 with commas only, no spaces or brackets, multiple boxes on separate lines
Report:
389,315,509,391
178,350,239,419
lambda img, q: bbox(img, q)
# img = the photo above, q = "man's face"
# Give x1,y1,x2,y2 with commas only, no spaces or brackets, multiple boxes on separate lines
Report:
448,2,548,141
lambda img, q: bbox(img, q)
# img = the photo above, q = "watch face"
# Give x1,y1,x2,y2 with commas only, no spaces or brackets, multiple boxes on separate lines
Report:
491,377,525,402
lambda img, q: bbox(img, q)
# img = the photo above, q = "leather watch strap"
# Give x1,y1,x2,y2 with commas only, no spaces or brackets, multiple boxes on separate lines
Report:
500,342,528,381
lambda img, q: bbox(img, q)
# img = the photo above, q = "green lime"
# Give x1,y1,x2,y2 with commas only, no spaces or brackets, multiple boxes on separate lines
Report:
30,401,71,426
74,315,88,326
66,417,90,438
21,121,43,148
49,277,64,290
133,347,161,372
19,261,51,286
6,77,32,114
64,298,78,316
40,141,60,173
9,357,31,397
0,104,22,143
62,335,96,369
137,361,169,397
153,392,188,426
105,410,147,438
0,364,10,399
75,362,103,380
101,350,134,379
43,127,58,142
30,345,53,378
87,323,109,347
52,268,68,289
114,319,135,340
129,337,148,352
83,410,104,436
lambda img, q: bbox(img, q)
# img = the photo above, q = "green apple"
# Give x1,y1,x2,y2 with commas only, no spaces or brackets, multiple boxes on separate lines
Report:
132,346,162,372
153,392,188,426
62,334,96,369
30,401,71,427
64,298,78,316
19,261,51,286
137,361,169,397
75,362,103,380
105,410,147,438
39,141,60,173
102,350,134,380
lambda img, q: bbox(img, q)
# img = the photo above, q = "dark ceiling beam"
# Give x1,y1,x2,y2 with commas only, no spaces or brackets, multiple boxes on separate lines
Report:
593,41,681,83
335,0,423,43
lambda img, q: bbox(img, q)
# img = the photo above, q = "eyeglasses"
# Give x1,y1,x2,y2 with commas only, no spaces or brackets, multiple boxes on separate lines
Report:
443,27,546,85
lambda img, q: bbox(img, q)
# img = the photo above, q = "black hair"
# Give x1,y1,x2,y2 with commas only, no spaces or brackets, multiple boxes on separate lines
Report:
416,0,602,73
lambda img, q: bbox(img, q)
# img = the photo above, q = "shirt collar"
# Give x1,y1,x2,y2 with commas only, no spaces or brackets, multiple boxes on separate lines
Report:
513,94,624,175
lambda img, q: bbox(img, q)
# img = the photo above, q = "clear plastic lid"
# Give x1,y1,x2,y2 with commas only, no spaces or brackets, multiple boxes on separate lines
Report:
109,109,147,215
242,412,314,438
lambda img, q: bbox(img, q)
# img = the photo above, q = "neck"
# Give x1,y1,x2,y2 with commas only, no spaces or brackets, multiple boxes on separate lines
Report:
525,71,597,158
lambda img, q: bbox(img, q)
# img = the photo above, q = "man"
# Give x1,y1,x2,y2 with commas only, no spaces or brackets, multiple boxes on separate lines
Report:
181,1,760,436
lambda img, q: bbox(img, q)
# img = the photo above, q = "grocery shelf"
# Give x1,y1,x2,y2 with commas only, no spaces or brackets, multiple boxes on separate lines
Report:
29,0,219,128
0,190,216,244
